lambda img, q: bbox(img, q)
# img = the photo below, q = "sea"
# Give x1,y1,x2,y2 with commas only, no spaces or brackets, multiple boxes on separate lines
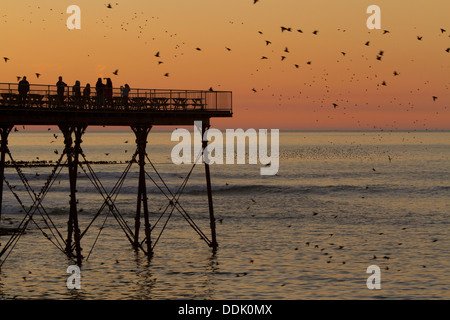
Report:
0,130,448,300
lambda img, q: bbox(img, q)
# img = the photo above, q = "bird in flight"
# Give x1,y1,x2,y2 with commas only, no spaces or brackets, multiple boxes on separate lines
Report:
35,73,41,78
3,57,9,63
312,30,319,35
365,41,370,46
417,36,423,40
253,0,259,3
265,40,271,46
164,73,169,77
383,30,390,34
113,69,119,75
446,48,450,53
333,103,338,108
440,28,446,33
432,96,438,101
155,51,160,57
281,26,292,32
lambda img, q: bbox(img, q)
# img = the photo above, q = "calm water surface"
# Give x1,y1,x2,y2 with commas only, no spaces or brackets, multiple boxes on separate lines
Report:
0,130,449,299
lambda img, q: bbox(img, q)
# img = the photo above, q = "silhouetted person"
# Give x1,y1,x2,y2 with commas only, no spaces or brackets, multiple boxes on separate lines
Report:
18,76,30,105
73,80,81,106
56,76,67,107
104,78,113,107
121,83,130,108
95,78,105,107
83,83,91,107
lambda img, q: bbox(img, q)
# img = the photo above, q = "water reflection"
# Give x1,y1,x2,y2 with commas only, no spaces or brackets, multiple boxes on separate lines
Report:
131,251,155,299
201,248,219,299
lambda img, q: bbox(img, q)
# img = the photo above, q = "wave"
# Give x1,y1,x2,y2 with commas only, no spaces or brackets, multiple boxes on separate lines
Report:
2,177,448,197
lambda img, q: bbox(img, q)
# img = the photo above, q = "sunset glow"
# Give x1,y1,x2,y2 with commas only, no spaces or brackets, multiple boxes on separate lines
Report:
1,0,449,130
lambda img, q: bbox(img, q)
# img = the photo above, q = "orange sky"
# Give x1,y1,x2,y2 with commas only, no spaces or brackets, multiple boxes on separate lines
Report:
1,0,449,130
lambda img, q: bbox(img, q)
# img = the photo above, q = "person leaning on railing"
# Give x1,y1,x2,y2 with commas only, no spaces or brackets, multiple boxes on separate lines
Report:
73,80,81,107
18,76,30,105
56,76,67,107
105,78,113,107
121,83,130,109
95,78,105,107
83,83,91,108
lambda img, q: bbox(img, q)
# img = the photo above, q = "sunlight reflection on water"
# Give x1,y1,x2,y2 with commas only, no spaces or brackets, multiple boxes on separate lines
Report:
0,131,449,299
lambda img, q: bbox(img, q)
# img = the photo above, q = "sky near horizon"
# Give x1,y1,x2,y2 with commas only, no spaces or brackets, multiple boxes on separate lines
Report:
0,0,449,130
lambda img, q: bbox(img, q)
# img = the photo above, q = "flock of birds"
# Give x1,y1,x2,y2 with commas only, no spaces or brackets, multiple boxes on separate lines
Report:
9,126,136,158
214,194,442,283
247,25,447,123
1,2,448,131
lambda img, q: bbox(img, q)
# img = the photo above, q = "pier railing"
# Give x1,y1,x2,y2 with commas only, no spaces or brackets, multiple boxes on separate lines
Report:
0,82,232,112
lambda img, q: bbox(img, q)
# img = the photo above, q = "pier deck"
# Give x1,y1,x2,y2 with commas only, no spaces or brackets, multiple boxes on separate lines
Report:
0,82,232,126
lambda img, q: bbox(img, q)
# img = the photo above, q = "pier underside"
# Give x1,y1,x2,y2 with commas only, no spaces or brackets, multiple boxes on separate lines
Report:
0,83,231,266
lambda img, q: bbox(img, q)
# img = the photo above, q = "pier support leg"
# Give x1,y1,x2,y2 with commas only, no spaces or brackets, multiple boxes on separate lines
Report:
60,125,86,266
0,126,13,225
131,126,153,258
202,123,218,249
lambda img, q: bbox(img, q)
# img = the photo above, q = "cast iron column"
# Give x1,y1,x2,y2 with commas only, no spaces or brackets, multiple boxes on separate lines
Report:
202,123,218,249
131,126,153,258
0,126,13,225
60,125,86,266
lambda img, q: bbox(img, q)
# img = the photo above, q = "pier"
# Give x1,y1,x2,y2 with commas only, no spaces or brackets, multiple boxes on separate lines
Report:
0,82,232,266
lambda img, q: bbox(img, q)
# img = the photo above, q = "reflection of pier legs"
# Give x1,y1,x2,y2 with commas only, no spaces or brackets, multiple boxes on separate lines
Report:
0,126,13,225
202,124,218,249
60,125,86,266
131,126,153,258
